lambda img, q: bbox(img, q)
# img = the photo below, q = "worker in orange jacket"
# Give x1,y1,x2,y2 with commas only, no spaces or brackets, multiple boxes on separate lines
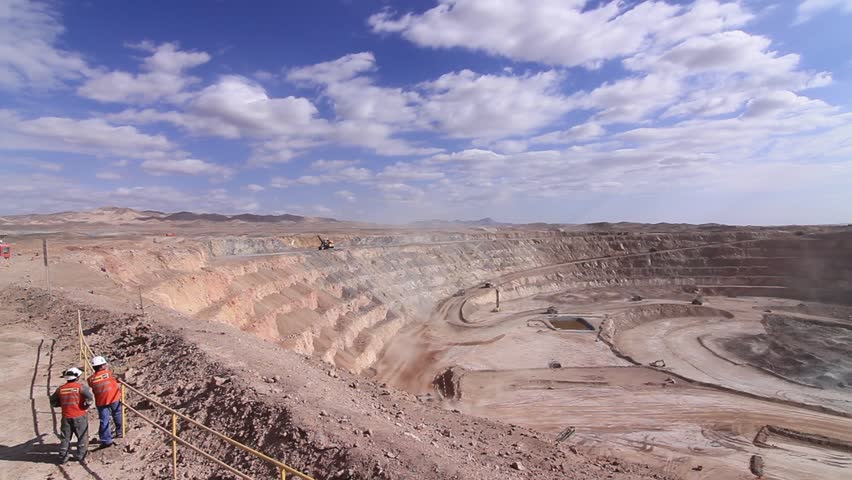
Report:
88,356,123,447
50,367,94,464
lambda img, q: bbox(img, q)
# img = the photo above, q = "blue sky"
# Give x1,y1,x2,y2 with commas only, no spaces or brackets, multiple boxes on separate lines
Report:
1,0,851,224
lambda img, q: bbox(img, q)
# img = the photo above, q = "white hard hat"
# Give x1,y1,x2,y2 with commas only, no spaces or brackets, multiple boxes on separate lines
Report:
91,356,107,367
64,367,83,381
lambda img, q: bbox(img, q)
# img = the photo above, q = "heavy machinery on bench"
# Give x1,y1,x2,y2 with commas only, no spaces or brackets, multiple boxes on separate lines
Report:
317,235,335,250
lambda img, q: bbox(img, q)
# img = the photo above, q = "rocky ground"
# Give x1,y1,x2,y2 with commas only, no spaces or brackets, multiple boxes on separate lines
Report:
724,314,852,390
0,286,675,480
2,210,851,480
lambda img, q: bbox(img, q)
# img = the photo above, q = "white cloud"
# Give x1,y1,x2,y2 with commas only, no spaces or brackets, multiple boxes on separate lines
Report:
140,158,234,179
289,53,423,127
107,108,246,139
370,89,852,210
78,42,210,103
95,171,121,180
253,70,275,81
378,182,425,202
0,0,92,89
289,52,579,147
269,177,293,189
2,110,225,182
796,0,852,23
419,69,572,138
137,41,209,73
287,51,376,85
486,139,531,154
369,0,751,68
531,122,606,145
583,74,683,124
192,76,324,138
3,156,63,171
741,90,830,118
269,165,372,189
0,174,256,215
0,110,173,159
334,190,356,203
378,161,445,181
287,52,436,154
108,75,333,164
617,30,830,120
330,119,439,156
111,52,576,159
311,159,360,170
5,0,849,223
626,31,800,76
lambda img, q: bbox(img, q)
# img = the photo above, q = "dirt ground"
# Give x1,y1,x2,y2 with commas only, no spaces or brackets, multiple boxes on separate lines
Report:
0,240,678,479
0,319,64,479
0,301,128,480
2,211,851,479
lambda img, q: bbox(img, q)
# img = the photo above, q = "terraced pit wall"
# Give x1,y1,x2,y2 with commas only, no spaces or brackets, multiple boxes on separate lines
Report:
72,231,852,375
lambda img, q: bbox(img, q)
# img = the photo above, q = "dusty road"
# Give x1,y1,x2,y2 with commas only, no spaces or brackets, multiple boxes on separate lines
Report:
457,367,852,480
371,234,852,480
0,308,110,480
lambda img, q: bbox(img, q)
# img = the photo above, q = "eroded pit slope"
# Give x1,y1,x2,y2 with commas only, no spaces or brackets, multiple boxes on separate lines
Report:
723,314,852,389
73,230,852,376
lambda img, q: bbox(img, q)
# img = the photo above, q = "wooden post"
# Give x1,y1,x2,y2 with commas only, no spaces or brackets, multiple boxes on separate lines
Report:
42,239,50,297
172,413,178,479
495,288,500,310
280,467,287,479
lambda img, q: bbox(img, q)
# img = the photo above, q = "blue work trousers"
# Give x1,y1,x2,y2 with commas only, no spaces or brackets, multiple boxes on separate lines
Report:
96,401,123,444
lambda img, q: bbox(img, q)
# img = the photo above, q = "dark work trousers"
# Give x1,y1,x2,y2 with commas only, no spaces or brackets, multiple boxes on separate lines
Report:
96,401,123,444
59,415,88,460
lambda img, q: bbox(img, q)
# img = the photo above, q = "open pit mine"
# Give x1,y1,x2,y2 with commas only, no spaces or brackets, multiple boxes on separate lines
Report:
1,208,850,480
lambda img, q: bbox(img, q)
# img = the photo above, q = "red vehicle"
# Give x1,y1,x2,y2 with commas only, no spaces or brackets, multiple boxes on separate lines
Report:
1,244,9,259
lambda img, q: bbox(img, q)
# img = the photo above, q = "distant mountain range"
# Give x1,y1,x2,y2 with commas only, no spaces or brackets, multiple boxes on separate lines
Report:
410,217,506,227
146,211,335,223
0,207,337,226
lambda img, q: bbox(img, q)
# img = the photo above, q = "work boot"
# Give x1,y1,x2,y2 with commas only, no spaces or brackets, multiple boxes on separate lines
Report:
58,455,69,465
100,442,114,449
76,451,88,463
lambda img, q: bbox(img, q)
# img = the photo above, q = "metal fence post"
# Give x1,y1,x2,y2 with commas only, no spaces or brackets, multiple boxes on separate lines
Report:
172,413,178,479
139,286,145,316
78,323,83,369
121,384,127,438
43,238,50,297
78,310,92,377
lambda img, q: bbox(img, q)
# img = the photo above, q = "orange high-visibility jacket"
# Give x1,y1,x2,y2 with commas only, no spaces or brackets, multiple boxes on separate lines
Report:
54,382,89,418
88,369,121,406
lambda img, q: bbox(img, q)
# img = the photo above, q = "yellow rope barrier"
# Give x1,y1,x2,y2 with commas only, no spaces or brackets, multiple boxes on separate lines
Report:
123,403,254,480
172,413,178,480
120,381,314,479
77,311,316,480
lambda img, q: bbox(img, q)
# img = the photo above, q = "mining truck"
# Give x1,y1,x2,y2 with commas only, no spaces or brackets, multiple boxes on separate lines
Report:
0,236,9,260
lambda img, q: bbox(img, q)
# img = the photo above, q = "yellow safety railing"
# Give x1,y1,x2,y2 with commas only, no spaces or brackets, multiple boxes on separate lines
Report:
76,310,316,480
77,311,95,379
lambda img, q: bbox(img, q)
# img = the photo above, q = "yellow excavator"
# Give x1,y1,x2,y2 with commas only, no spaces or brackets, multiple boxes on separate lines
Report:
317,235,335,250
